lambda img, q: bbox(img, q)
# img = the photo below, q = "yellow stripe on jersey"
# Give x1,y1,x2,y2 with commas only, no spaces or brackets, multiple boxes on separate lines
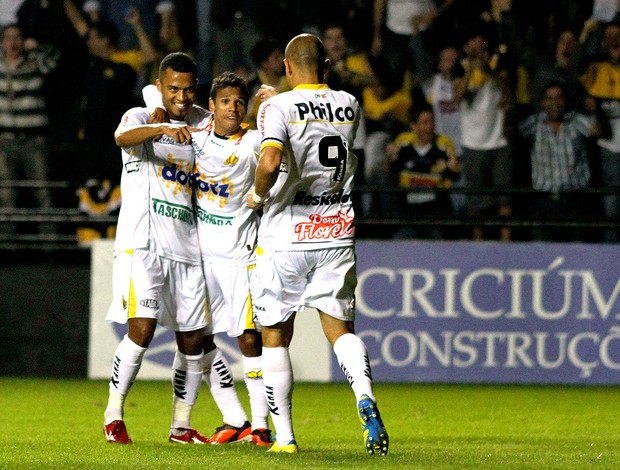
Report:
260,140,284,152
293,83,329,90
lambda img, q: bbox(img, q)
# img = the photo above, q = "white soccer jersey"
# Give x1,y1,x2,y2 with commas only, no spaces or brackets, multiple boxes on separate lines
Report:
257,84,359,251
192,120,261,264
114,105,210,264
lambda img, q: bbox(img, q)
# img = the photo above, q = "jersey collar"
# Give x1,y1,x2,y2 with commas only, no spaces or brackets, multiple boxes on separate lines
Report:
293,84,329,90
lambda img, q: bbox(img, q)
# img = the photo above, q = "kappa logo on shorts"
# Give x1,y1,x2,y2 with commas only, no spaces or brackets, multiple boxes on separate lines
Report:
139,299,159,309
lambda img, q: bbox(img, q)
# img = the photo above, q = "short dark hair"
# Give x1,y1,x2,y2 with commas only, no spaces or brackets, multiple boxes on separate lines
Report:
251,37,282,67
159,52,197,78
411,103,434,123
91,20,119,48
542,79,567,96
210,71,249,104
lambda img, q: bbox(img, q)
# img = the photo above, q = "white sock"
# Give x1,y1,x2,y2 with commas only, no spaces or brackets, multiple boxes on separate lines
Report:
171,350,204,429
333,333,375,402
104,334,146,423
262,347,294,444
243,355,269,430
202,348,247,427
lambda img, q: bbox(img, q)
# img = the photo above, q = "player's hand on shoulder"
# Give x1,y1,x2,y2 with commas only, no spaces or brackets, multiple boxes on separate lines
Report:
149,107,169,124
256,84,278,103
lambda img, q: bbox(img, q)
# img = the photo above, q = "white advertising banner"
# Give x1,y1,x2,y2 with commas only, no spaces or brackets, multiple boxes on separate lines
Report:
87,239,331,381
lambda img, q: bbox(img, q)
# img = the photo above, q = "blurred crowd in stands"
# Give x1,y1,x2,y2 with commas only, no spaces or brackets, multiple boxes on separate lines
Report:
1,0,620,243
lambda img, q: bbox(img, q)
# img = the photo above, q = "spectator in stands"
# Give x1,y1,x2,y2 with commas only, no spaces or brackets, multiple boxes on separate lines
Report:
454,27,514,241
0,23,58,233
323,23,376,104
64,0,157,92
323,23,376,199
244,37,287,129
386,104,460,239
210,0,287,80
580,19,620,242
361,57,414,218
423,45,464,157
63,0,140,245
519,80,599,241
423,44,466,221
533,30,586,112
80,0,174,52
371,0,438,86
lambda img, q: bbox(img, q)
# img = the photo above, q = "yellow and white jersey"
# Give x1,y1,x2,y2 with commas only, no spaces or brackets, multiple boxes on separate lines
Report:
257,84,359,251
114,105,210,264
192,121,260,265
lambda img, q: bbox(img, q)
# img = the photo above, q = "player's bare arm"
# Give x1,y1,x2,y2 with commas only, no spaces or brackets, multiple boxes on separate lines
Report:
114,123,198,147
247,145,282,209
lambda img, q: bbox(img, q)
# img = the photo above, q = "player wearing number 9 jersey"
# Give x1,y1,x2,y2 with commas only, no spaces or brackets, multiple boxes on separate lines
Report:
247,33,388,456
255,76,359,250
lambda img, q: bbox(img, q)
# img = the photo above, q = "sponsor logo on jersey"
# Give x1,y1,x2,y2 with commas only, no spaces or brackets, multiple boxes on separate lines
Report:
194,175,232,208
196,207,233,226
158,134,188,145
139,299,159,309
160,158,193,196
294,101,355,122
292,189,352,206
294,210,354,241
152,198,194,225
125,161,141,173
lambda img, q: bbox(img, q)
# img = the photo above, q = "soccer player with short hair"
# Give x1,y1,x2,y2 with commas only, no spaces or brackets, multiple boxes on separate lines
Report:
104,52,223,445
144,71,272,446
246,33,389,456
190,71,272,445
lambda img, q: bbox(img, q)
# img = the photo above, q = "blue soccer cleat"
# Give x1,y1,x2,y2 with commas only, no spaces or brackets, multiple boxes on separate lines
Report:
358,395,389,456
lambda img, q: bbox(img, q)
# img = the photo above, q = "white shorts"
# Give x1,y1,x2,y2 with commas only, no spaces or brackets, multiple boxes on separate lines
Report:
203,260,259,337
251,247,357,327
106,249,207,332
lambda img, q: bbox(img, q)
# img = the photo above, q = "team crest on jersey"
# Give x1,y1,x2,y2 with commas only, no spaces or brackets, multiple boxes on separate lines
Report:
223,154,238,166
160,154,193,195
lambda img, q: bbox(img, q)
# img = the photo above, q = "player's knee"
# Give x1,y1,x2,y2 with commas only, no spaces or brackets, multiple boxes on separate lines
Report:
128,318,157,347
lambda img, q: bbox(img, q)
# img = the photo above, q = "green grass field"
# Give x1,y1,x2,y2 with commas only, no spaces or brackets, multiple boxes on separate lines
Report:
0,378,618,469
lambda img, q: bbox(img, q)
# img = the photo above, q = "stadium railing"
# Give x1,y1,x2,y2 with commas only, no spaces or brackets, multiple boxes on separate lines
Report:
0,180,618,249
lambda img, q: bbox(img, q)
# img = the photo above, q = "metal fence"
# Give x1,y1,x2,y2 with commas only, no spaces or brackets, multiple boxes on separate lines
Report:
0,180,618,249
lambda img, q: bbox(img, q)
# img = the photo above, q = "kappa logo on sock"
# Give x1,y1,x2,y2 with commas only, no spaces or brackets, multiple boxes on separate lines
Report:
173,369,187,399
265,385,278,415
110,355,121,389
110,324,243,377
213,359,234,388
